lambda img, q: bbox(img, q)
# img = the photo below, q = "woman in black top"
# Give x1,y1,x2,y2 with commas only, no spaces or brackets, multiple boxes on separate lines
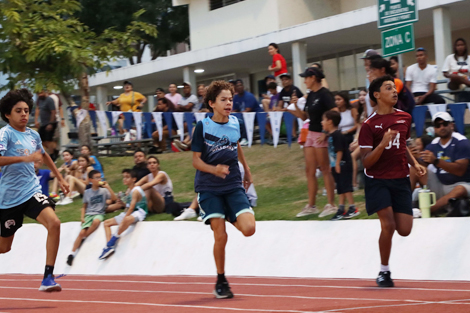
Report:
291,67,338,218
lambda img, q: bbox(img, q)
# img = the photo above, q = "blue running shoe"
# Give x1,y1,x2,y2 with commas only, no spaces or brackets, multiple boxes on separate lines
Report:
98,246,115,260
39,274,62,292
107,235,119,247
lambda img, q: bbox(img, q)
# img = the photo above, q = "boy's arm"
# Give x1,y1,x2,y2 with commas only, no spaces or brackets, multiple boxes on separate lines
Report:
335,151,343,174
406,147,426,177
193,152,229,178
361,129,398,169
125,189,142,217
0,151,42,166
43,152,70,195
103,182,117,202
237,142,252,190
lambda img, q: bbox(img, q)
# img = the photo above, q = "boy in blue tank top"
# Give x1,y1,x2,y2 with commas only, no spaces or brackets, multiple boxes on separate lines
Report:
0,89,70,291
191,80,256,299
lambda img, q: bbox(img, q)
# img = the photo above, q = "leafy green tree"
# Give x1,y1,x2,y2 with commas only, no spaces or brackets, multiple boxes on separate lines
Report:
0,0,157,146
78,0,189,64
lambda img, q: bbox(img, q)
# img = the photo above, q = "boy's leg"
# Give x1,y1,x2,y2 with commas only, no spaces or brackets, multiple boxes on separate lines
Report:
394,212,413,237
72,229,87,252
211,218,227,275
117,215,137,236
36,207,61,272
339,194,345,206
85,218,101,237
345,192,354,205
0,236,15,254
232,212,256,237
376,207,396,266
103,218,118,242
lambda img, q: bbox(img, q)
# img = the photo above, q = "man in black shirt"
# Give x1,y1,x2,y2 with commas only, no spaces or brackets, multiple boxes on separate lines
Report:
132,149,150,182
278,73,304,109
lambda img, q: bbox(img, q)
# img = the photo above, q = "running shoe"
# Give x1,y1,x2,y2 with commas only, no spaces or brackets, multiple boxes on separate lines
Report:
174,208,197,221
344,207,360,219
173,139,189,151
376,271,394,287
330,210,345,221
49,193,60,201
197,216,203,222
71,191,80,199
99,236,119,260
56,197,73,206
319,204,338,218
213,281,234,299
171,142,183,152
66,254,74,266
39,274,62,292
240,138,249,146
412,208,422,218
296,204,319,217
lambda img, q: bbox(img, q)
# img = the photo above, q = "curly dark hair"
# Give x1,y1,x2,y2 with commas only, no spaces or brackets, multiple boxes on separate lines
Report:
204,80,234,113
0,89,34,123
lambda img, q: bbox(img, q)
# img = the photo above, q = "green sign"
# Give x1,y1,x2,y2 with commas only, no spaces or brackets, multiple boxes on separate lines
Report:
381,24,415,57
378,0,418,29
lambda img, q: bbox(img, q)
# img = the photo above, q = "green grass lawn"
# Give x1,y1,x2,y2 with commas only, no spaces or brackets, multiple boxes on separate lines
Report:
26,143,373,224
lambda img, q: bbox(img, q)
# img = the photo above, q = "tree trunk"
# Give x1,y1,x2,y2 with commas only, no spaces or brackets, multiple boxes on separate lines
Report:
78,72,92,149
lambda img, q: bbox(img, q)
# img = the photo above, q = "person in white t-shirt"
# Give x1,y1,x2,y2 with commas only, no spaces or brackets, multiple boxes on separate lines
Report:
405,47,445,105
442,38,470,91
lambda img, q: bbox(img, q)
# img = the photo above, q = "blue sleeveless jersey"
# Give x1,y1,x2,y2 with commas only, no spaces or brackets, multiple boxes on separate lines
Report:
192,115,242,193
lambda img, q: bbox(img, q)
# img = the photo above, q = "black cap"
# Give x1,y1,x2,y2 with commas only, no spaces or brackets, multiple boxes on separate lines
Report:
279,73,292,79
265,74,275,80
360,49,380,59
299,67,325,80
123,80,133,86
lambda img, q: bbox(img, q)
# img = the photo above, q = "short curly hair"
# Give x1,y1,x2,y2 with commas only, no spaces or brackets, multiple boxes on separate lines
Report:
0,89,34,123
204,80,234,112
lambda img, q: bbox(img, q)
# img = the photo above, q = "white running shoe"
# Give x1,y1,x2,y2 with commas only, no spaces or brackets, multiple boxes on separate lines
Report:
174,208,197,221
57,197,73,206
319,204,338,217
70,191,80,199
197,216,203,222
296,204,319,217
412,208,422,218
240,138,249,146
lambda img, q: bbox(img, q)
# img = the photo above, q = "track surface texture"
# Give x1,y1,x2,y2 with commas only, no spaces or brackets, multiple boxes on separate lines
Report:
1,274,470,312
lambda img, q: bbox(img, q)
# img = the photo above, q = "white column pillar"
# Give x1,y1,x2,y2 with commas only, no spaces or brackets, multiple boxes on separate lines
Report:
291,41,307,92
183,66,196,92
433,6,452,82
96,86,108,111
147,95,155,112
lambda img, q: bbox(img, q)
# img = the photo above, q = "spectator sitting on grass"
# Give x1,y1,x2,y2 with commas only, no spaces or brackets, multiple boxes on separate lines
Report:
57,155,94,205
419,112,470,215
50,150,77,199
66,170,117,266
135,156,174,214
80,145,104,178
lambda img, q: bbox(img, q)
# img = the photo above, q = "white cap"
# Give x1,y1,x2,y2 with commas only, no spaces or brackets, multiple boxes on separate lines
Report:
432,112,453,122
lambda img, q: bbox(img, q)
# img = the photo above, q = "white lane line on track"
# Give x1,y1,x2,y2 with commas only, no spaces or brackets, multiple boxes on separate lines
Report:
1,278,470,293
0,286,427,303
0,297,351,313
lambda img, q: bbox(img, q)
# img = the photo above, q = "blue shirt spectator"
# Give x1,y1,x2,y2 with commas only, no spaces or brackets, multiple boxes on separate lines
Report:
37,169,52,195
233,79,263,112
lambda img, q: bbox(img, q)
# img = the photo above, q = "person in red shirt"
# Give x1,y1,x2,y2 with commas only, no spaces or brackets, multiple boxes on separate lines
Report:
267,43,287,77
359,75,426,288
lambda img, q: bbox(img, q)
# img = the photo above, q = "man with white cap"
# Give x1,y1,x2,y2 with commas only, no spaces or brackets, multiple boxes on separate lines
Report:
420,112,470,213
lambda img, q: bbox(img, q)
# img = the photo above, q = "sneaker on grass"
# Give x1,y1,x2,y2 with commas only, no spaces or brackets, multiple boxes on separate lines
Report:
213,281,234,299
296,204,319,217
240,138,249,146
70,191,80,199
319,204,338,218
376,271,394,287
330,209,345,221
56,197,73,206
39,274,62,292
344,207,360,219
174,208,197,221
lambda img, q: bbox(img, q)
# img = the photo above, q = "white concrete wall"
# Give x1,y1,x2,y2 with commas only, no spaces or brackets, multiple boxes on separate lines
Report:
340,0,375,13
2,219,470,281
276,0,340,30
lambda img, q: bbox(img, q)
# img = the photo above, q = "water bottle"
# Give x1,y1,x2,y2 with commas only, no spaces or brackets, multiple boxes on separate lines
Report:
419,185,436,218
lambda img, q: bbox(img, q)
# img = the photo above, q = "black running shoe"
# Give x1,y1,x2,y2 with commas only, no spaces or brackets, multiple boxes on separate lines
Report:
66,254,74,266
344,207,360,219
213,281,234,299
376,271,394,287
330,210,344,221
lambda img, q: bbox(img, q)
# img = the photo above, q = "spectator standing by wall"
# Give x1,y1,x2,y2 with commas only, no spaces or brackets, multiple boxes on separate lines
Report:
420,112,470,214
335,92,358,145
406,48,445,105
35,90,57,158
48,92,64,161
291,67,337,218
165,83,183,106
267,43,287,78
178,82,199,112
322,111,358,220
106,81,146,112
443,38,470,94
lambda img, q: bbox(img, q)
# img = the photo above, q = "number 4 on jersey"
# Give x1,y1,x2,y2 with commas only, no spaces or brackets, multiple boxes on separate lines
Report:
385,132,400,150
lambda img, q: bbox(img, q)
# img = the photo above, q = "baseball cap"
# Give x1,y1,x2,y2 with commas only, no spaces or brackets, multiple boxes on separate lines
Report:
360,49,379,59
265,74,275,80
182,81,191,87
123,80,133,86
299,67,325,80
279,73,292,79
432,112,453,122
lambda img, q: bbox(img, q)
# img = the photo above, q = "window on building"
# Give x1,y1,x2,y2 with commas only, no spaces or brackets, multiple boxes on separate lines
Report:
210,0,244,11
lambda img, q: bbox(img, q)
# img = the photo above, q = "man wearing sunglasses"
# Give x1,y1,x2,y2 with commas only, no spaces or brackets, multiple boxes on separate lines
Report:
420,112,470,214
405,48,445,105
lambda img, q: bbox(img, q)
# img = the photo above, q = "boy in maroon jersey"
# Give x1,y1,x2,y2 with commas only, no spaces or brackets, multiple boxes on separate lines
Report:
359,75,426,287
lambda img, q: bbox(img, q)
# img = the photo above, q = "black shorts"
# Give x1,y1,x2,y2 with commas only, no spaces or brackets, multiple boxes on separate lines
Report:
0,193,56,238
38,123,58,142
364,176,412,216
332,166,353,195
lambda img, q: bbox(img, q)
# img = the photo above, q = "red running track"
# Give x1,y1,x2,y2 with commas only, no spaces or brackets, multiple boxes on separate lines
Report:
1,274,470,312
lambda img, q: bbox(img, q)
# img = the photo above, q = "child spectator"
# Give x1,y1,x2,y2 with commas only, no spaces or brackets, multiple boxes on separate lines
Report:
321,111,358,220
80,145,104,178
50,150,77,199
136,156,174,214
98,169,148,260
66,170,116,266
57,155,93,205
